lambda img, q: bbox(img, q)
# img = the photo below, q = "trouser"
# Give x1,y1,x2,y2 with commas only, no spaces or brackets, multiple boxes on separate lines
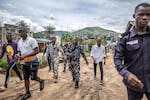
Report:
70,61,80,82
47,56,51,71
64,59,70,70
5,62,22,85
127,88,150,100
64,63,66,70
51,59,59,77
94,62,103,81
23,62,39,80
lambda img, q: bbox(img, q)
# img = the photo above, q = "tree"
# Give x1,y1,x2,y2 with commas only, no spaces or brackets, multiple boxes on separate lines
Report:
61,34,73,43
16,20,28,27
16,20,29,32
44,24,55,39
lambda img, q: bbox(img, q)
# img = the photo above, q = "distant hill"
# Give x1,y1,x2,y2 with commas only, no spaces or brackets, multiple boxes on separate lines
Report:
54,31,70,36
71,27,118,37
35,30,69,35
33,31,70,38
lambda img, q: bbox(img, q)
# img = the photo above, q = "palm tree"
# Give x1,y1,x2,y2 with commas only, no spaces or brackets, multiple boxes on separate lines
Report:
44,24,55,39
16,20,28,27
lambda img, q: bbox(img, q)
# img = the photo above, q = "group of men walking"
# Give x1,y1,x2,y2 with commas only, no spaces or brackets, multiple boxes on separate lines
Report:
44,36,106,89
1,2,149,100
0,25,106,100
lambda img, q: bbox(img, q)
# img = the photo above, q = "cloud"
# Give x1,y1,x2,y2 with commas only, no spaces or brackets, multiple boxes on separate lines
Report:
0,0,150,33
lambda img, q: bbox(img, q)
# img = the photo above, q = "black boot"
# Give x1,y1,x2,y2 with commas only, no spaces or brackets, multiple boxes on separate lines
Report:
40,80,44,91
72,77,75,82
75,80,79,89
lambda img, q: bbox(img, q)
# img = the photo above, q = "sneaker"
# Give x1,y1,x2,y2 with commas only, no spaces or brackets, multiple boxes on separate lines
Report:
100,80,104,85
40,80,44,91
0,86,6,92
4,84,7,88
21,92,31,100
53,76,58,83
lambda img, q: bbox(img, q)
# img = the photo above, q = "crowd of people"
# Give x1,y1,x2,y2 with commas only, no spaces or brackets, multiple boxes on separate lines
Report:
0,25,106,100
0,2,150,100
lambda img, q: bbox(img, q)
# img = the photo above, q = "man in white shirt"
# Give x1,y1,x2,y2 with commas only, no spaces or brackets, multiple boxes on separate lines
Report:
91,38,106,84
17,25,44,100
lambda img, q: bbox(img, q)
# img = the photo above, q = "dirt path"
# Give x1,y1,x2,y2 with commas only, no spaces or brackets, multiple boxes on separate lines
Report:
0,53,138,100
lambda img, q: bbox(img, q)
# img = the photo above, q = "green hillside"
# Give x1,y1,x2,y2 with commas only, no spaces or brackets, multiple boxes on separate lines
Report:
71,27,118,36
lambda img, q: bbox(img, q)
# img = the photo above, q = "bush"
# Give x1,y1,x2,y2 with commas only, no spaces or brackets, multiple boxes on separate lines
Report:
0,59,8,69
88,42,95,51
39,56,47,68
16,61,22,70
85,51,90,57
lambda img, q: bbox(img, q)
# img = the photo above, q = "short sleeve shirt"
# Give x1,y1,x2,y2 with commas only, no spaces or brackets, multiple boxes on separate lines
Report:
17,36,38,57
2,41,18,64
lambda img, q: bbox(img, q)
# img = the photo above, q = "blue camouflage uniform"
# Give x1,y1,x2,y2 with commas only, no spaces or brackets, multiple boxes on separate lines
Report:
67,44,87,82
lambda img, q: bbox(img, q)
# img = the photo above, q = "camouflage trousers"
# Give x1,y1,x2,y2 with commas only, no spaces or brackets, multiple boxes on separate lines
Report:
51,58,59,77
70,61,80,82
64,59,71,70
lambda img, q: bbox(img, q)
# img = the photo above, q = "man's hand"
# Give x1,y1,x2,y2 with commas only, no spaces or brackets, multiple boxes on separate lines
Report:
104,61,106,65
104,57,106,65
68,53,74,57
64,58,67,63
20,56,25,60
15,54,20,59
127,73,144,89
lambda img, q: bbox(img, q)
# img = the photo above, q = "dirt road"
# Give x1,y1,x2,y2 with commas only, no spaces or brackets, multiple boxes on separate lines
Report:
0,54,130,100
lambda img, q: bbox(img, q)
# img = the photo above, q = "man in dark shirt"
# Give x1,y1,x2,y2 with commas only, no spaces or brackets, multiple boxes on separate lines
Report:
63,42,69,72
43,42,51,72
0,32,22,88
114,3,150,100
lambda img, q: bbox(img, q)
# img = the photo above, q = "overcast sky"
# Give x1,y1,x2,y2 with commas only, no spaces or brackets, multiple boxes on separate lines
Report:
0,0,149,33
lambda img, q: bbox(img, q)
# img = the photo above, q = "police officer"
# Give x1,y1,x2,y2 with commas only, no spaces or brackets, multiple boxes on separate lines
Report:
63,42,70,72
67,37,88,89
46,36,66,81
114,3,150,100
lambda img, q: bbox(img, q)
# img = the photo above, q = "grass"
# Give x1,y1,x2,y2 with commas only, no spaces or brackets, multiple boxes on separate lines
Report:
0,59,8,69
85,51,90,57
